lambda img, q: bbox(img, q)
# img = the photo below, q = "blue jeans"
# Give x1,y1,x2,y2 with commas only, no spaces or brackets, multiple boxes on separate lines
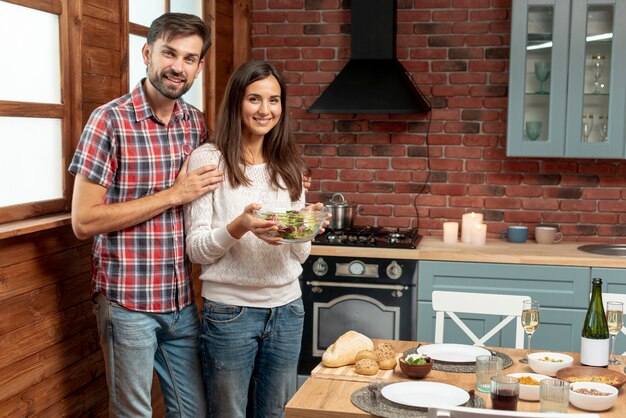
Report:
94,293,206,418
200,298,305,418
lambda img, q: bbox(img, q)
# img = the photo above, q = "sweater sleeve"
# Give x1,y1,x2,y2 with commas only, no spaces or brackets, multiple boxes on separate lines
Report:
184,146,238,265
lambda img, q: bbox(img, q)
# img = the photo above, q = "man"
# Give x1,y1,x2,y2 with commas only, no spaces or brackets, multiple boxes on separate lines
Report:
69,13,221,417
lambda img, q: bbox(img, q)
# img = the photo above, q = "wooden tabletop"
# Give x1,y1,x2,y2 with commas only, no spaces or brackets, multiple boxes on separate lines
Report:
286,340,626,417
310,237,626,268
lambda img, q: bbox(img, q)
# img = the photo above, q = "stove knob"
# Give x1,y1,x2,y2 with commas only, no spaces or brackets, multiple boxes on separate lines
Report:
386,261,403,280
312,258,328,277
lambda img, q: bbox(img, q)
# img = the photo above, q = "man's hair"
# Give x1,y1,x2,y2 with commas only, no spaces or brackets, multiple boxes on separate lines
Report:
147,13,212,59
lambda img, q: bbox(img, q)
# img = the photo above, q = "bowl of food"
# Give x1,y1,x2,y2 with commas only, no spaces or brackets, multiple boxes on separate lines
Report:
569,382,618,411
527,352,573,376
255,202,328,243
556,366,626,390
399,352,432,379
507,372,552,401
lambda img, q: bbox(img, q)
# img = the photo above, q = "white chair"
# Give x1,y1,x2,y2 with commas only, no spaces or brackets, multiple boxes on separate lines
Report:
428,405,600,418
602,292,626,355
432,291,531,349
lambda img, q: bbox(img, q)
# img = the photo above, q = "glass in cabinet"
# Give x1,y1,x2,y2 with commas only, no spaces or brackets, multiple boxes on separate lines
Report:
507,0,626,158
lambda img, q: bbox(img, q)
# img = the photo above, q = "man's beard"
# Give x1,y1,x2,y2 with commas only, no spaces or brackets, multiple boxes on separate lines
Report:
148,67,193,100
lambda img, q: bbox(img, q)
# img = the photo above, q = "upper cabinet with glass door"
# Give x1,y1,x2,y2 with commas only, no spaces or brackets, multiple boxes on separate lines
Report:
507,0,626,158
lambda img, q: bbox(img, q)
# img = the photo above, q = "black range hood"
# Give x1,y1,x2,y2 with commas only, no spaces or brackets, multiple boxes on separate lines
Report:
308,0,431,115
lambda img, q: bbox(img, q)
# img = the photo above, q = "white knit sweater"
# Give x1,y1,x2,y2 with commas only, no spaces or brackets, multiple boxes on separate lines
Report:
184,143,310,307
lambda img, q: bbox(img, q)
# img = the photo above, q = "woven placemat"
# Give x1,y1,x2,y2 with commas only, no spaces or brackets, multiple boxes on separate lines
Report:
402,348,513,373
351,385,485,418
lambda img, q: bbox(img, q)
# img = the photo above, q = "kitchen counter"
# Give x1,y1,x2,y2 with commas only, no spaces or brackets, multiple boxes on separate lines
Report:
311,237,626,268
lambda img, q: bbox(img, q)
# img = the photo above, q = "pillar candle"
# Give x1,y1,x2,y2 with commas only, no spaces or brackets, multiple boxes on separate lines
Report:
461,212,483,243
443,222,459,244
471,223,487,246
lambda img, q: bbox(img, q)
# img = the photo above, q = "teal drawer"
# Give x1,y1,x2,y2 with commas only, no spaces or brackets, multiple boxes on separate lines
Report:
418,261,589,309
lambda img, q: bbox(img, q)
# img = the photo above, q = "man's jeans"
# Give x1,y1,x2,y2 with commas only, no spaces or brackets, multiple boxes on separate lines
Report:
200,298,305,418
94,293,206,418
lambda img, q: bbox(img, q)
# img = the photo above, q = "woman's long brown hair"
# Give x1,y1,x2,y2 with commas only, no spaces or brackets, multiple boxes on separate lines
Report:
213,60,306,201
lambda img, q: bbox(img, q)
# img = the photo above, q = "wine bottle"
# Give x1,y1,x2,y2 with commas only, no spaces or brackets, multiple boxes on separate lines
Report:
580,277,609,367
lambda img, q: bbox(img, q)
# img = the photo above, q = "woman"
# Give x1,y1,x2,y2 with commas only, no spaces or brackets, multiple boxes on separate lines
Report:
185,60,321,417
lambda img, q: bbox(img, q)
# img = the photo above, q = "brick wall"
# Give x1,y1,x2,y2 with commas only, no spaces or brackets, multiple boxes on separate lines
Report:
250,0,626,243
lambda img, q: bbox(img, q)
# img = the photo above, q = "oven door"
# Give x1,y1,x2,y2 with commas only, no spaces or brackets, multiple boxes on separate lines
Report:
298,279,417,374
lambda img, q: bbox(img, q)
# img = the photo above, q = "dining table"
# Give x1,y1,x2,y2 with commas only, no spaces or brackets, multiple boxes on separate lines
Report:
285,339,626,417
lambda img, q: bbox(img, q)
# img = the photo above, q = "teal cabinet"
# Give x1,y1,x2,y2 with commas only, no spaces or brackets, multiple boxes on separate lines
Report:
417,261,590,352
507,0,626,158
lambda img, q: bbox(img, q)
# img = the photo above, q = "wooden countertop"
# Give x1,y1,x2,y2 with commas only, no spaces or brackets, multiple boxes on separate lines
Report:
286,340,626,417
310,237,626,268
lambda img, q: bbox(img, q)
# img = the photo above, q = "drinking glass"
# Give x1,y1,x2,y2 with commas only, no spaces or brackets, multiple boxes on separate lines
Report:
534,62,551,94
591,55,605,94
598,115,608,142
582,114,594,142
519,300,540,364
607,301,624,365
490,375,520,411
525,121,542,141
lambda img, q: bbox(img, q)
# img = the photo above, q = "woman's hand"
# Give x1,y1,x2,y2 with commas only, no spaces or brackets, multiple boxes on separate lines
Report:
227,203,283,245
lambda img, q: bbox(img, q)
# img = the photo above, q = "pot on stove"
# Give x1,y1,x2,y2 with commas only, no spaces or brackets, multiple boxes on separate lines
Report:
325,193,359,230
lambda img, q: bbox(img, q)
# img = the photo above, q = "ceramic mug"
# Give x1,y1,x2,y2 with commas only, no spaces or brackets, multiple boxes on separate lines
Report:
535,226,563,244
501,226,528,243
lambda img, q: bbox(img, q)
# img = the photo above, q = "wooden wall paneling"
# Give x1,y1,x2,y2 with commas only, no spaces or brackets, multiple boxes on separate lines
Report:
83,73,123,103
82,15,121,50
83,0,120,23
0,271,91,336
204,0,217,130
0,300,94,370
0,349,104,416
83,45,122,77
67,0,83,208
33,374,108,417
0,327,100,404
0,226,83,267
233,0,251,69
0,246,82,303
119,0,129,96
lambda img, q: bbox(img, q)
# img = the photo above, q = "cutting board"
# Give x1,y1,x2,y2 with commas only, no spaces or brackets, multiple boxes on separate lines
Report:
310,353,401,382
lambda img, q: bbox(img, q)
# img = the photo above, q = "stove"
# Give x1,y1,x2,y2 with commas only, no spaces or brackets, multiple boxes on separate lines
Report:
312,227,421,249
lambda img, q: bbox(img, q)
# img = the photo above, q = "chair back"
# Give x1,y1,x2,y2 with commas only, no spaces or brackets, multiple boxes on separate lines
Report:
432,291,531,349
602,292,626,355
427,405,599,418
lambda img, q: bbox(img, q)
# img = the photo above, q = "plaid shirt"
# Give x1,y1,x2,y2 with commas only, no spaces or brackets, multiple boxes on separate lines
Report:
69,80,208,312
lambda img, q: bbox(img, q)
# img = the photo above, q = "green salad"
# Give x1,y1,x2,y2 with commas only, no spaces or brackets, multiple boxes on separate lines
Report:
404,353,431,365
257,209,321,241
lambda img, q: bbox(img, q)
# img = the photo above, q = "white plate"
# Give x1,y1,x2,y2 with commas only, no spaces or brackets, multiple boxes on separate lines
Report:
381,382,470,408
417,343,491,363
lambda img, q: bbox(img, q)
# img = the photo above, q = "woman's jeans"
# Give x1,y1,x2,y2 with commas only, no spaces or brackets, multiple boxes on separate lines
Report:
94,293,206,418
200,298,305,418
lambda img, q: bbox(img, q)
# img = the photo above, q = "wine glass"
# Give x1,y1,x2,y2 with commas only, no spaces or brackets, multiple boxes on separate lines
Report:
582,114,594,142
534,62,551,94
591,55,605,94
525,121,542,141
520,300,540,364
598,115,608,142
607,301,624,365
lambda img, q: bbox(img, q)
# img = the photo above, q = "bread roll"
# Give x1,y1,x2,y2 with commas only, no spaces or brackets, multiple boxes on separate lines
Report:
355,349,378,362
375,342,397,370
321,331,374,367
355,358,379,375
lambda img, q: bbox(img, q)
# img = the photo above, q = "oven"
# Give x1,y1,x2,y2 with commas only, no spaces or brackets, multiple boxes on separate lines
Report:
297,228,420,376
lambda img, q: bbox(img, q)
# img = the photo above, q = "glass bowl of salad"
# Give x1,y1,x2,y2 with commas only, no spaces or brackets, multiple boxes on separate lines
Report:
255,202,329,243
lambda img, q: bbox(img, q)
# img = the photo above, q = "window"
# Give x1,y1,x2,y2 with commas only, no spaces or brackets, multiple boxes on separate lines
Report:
128,0,205,110
0,0,73,224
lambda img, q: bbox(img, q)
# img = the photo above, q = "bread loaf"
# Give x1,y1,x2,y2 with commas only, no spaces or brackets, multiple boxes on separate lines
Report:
355,358,379,375
375,342,397,370
322,331,374,367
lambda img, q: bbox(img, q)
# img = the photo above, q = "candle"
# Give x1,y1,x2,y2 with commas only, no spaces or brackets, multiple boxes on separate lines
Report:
471,223,487,246
443,222,459,244
461,212,483,243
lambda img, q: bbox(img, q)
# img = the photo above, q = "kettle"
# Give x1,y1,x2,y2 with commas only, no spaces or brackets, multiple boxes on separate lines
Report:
324,193,358,230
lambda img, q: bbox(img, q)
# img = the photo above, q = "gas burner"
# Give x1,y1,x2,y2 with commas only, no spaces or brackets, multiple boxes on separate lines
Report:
313,227,421,249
